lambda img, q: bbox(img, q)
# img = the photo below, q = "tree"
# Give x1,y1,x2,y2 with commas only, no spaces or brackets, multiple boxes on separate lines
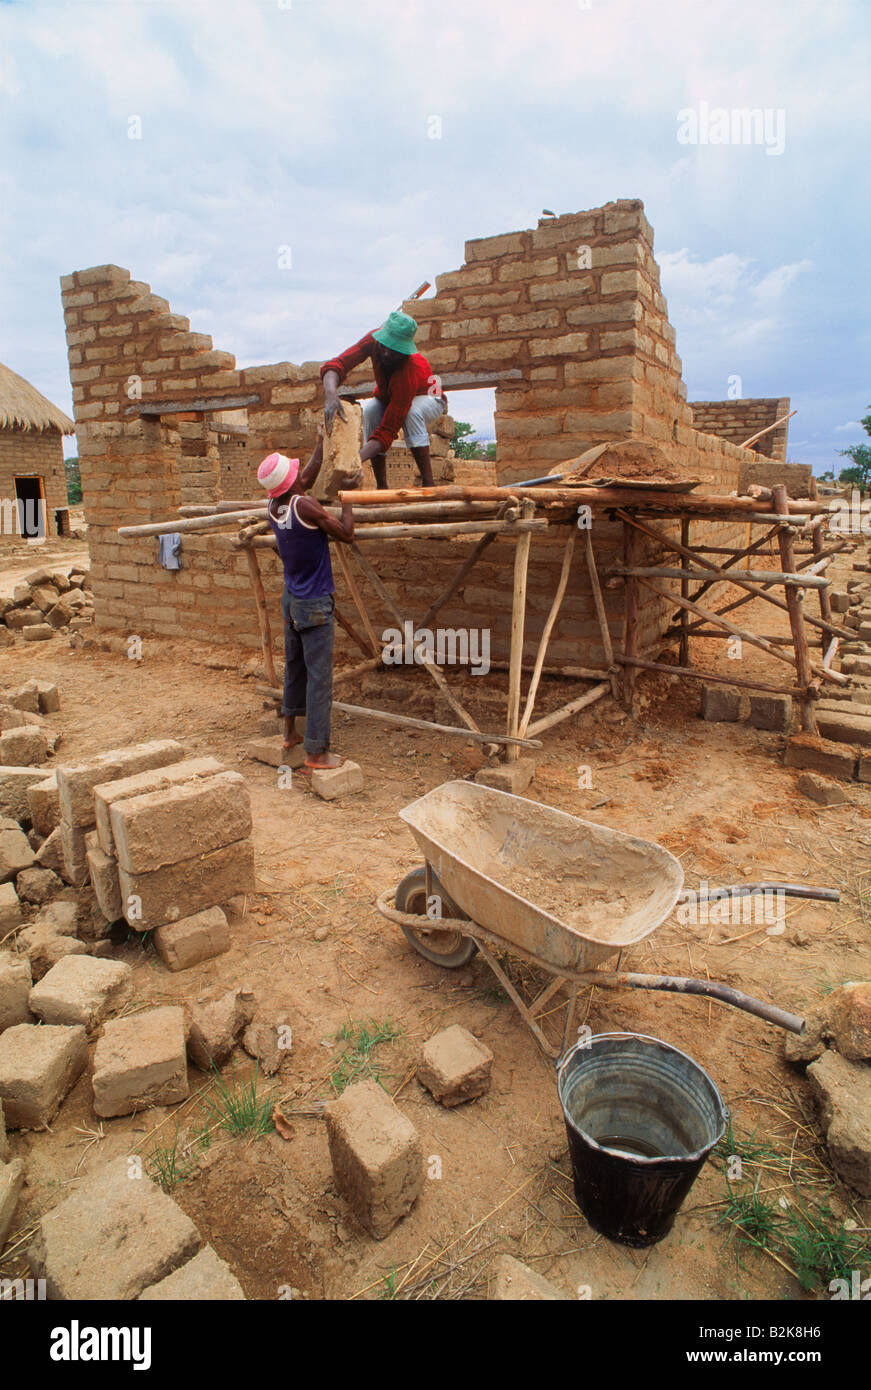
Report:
450,420,479,458
838,406,871,493
450,421,497,461
65,457,82,504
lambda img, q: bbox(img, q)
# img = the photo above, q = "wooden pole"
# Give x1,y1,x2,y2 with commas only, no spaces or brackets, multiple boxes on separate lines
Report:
613,565,830,589
633,574,800,670
420,533,497,630
621,518,641,712
526,681,610,737
582,527,618,701
679,517,690,667
738,409,797,450
331,702,542,749
519,528,576,737
333,604,375,658
340,483,827,516
243,545,278,690
352,518,547,541
773,485,818,734
506,501,535,760
617,656,804,698
332,542,380,658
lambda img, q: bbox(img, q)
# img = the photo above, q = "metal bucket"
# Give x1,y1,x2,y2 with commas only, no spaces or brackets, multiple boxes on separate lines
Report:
557,1032,727,1247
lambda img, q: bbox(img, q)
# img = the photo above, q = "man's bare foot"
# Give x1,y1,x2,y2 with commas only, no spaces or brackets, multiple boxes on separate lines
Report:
304,751,345,770
283,717,303,750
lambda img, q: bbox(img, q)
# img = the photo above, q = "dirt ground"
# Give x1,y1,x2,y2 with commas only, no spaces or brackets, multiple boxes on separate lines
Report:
1,538,869,1301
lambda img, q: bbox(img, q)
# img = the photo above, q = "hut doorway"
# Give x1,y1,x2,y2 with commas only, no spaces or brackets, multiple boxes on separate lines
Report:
14,476,46,539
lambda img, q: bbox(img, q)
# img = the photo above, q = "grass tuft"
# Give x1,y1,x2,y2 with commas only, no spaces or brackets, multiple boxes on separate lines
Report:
202,1064,274,1137
330,1017,400,1095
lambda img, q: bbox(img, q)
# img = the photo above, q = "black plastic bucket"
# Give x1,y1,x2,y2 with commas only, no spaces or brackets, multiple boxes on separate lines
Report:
557,1031,727,1247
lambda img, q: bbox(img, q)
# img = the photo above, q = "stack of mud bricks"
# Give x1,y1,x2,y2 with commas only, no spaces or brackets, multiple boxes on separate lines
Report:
60,203,763,667
54,740,255,964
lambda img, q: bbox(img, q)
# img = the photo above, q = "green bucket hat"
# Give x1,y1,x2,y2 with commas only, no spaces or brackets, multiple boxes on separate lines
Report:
373,310,418,356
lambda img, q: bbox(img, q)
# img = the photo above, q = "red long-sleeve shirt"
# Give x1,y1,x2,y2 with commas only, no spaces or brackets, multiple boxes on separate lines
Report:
320,330,436,452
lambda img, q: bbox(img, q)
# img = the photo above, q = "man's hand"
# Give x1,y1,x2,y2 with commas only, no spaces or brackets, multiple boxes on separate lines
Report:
323,395,347,436
342,467,365,490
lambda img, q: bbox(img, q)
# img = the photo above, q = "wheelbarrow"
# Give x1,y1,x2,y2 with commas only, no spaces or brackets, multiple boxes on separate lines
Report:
375,781,837,1059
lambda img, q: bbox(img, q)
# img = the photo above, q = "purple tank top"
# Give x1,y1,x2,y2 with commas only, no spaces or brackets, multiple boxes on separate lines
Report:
268,495,334,598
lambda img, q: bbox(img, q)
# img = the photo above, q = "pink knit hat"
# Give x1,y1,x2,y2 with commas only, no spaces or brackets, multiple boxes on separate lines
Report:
257,452,299,498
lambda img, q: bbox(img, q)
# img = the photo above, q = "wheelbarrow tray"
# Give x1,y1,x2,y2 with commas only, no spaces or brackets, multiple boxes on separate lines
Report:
398,781,684,974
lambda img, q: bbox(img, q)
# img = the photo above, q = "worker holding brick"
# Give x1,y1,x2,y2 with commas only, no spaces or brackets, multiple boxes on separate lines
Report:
320,310,446,489
257,428,361,771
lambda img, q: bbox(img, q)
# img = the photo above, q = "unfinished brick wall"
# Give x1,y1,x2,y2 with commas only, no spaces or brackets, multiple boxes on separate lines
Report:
690,398,790,461
737,458,812,498
60,200,772,676
0,428,68,539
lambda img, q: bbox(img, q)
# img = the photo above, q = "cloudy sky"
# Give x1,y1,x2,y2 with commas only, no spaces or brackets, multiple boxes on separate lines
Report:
1,0,868,469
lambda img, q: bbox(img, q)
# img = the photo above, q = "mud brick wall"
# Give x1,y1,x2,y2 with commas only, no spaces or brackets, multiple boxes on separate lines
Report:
691,398,790,461
738,458,812,499
60,201,770,670
0,427,68,539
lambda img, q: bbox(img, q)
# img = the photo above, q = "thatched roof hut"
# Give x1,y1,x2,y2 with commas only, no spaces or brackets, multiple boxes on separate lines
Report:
0,361,74,434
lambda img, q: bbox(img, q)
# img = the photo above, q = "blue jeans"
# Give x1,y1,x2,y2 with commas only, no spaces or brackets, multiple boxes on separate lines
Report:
281,589,335,755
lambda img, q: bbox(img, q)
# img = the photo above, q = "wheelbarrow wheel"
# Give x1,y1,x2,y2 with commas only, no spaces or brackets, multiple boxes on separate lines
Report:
395,867,478,970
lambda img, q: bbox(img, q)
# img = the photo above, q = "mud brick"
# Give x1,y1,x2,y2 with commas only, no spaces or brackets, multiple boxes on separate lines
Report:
816,708,871,748
806,1051,871,1196
110,771,251,874
0,1098,6,1161
26,774,60,836
475,758,536,795
187,986,256,1070
0,1022,87,1129
22,625,55,643
60,819,90,887
784,735,859,781
32,680,60,714
748,694,792,732
119,837,255,930
417,1024,494,1107
0,881,21,936
56,738,185,828
700,684,742,722
139,1245,245,1300
35,826,65,877
830,592,852,613
7,681,40,712
0,1158,25,1249
28,1155,201,1300
859,753,871,784
0,954,32,1031
0,728,49,767
85,840,123,921
93,755,224,856
841,655,871,677
29,957,133,1032
491,1253,566,1300
91,1005,189,1117
152,906,230,972
0,825,36,881
324,1078,423,1239
18,908,88,983
310,760,364,801
0,768,51,822
797,772,847,806
244,737,305,770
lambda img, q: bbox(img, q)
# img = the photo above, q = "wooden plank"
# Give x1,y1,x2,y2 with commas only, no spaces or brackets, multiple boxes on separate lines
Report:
126,393,261,416
526,681,610,737
338,368,524,399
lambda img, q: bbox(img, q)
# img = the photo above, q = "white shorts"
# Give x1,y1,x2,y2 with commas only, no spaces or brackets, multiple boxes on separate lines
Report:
362,392,447,450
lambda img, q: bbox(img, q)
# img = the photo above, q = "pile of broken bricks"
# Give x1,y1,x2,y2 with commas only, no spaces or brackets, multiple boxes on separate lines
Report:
0,980,294,1295
0,565,93,647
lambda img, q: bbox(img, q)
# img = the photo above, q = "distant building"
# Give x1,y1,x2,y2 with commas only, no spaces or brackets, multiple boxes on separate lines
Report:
0,361,75,542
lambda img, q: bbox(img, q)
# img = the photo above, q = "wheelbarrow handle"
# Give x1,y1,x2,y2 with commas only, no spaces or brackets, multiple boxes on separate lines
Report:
590,971,805,1035
679,881,840,904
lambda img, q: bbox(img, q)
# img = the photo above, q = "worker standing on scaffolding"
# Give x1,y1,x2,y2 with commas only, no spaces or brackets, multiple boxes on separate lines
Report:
320,310,447,489
257,428,361,771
